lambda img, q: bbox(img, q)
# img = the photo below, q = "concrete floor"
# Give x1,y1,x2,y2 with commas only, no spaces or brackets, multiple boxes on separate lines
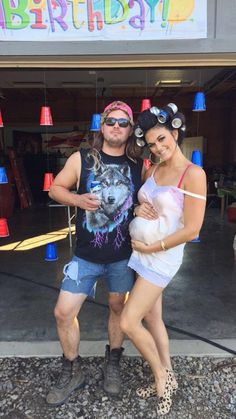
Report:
0,205,236,354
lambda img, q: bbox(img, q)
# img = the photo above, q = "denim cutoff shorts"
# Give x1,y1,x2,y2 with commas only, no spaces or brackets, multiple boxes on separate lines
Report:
61,255,134,298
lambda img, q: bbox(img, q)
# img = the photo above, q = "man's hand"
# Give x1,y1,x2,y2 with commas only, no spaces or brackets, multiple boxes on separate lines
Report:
75,193,101,211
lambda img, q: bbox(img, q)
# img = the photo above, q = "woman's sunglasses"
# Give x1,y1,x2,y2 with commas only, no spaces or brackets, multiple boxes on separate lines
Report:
104,117,130,128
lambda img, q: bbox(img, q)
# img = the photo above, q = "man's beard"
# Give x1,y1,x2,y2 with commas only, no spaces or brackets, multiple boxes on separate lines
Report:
104,135,127,148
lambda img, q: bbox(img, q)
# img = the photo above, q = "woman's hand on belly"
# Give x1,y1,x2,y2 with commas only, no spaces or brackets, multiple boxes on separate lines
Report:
134,202,158,220
131,239,154,254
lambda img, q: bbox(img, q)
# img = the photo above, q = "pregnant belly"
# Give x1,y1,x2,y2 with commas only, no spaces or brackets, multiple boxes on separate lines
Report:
129,216,164,245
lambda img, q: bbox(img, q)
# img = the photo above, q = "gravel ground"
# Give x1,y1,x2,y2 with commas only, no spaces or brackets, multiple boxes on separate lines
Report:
0,356,235,419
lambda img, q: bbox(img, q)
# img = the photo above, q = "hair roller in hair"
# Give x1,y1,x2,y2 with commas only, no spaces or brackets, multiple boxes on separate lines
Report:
150,107,160,117
158,103,178,124
171,117,182,129
134,126,144,138
136,138,146,147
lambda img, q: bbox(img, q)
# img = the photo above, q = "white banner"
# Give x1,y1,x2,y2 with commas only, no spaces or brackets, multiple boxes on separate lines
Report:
0,0,207,41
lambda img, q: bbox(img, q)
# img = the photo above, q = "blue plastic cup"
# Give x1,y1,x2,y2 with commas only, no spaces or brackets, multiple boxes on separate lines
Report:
90,113,101,131
0,167,8,184
191,150,203,167
192,92,206,112
45,242,58,261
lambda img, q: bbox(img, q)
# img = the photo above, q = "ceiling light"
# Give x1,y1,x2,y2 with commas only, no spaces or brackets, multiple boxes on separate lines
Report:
110,82,143,88
61,82,94,88
155,80,181,86
160,80,182,84
155,80,194,87
13,82,45,88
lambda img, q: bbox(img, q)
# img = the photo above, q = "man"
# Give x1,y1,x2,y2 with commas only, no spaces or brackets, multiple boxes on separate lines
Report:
46,101,143,406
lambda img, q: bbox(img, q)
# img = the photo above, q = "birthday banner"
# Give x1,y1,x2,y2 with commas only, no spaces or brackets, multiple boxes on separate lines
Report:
0,0,207,41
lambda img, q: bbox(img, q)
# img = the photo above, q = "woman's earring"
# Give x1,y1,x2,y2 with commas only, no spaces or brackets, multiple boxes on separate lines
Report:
149,152,158,165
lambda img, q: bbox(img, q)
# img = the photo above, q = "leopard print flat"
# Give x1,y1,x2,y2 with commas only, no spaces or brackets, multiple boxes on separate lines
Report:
136,369,178,399
136,382,156,398
156,369,174,416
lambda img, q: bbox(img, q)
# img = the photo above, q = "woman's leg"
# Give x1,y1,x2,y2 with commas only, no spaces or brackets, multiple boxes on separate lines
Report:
120,275,167,397
144,296,178,393
144,295,172,370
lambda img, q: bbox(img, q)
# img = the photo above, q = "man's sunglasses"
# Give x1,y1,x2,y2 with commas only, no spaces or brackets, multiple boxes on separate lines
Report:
104,117,130,128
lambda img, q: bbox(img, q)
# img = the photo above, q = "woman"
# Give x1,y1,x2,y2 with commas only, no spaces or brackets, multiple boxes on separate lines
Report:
120,104,207,415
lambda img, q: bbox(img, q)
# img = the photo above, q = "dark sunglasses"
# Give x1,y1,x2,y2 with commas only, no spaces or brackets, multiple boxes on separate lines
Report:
104,117,130,128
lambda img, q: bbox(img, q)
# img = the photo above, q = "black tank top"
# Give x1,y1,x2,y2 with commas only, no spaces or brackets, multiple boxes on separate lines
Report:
75,149,143,263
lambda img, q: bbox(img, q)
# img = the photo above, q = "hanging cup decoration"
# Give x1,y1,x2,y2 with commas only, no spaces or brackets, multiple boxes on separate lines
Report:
0,167,8,184
192,92,206,112
0,110,3,127
40,106,53,126
43,172,54,191
140,99,151,112
0,218,9,237
90,113,101,131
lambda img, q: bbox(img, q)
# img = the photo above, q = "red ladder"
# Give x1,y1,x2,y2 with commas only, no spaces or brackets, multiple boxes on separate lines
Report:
8,148,33,209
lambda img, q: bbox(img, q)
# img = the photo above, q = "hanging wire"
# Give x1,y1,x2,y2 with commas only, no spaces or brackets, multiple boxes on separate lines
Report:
196,111,200,136
43,71,47,107
145,69,148,98
95,71,98,113
43,70,53,235
196,69,201,135
43,71,50,173
199,68,202,90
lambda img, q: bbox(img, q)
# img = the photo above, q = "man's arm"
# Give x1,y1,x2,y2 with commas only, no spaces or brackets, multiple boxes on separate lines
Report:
49,151,100,211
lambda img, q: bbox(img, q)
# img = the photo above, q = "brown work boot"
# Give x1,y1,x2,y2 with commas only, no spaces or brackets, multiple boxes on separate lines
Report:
46,355,85,406
102,344,124,396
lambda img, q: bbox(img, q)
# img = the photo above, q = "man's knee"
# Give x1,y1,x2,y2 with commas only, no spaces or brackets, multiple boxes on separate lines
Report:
108,293,125,315
54,305,72,325
54,302,80,326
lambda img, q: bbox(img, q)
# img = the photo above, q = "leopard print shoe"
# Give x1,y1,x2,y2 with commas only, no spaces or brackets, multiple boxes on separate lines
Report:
166,369,178,393
156,369,173,416
136,382,156,399
136,369,178,399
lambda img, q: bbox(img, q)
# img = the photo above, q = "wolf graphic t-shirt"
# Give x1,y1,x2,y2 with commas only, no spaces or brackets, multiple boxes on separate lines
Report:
75,150,143,263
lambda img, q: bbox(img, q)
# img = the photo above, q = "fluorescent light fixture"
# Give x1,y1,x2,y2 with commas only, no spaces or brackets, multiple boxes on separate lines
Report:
61,82,94,88
13,81,45,88
155,80,181,86
161,80,182,84
110,82,143,88
155,80,194,87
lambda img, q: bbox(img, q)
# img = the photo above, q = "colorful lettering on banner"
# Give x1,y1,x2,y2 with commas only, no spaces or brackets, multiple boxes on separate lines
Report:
0,0,207,41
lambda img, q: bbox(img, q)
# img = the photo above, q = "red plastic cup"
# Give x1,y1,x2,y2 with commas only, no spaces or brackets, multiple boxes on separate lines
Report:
43,172,54,191
144,159,151,169
0,110,3,127
40,106,53,126
141,99,151,112
0,218,9,237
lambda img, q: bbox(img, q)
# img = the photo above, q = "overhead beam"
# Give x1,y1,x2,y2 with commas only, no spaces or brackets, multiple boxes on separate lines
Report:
1,53,236,69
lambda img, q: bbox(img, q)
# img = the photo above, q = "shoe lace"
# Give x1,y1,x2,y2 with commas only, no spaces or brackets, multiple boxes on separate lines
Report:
106,362,120,384
56,359,72,389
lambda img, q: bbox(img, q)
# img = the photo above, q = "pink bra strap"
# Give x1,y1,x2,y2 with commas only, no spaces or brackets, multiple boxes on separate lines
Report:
177,164,193,188
151,164,158,177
